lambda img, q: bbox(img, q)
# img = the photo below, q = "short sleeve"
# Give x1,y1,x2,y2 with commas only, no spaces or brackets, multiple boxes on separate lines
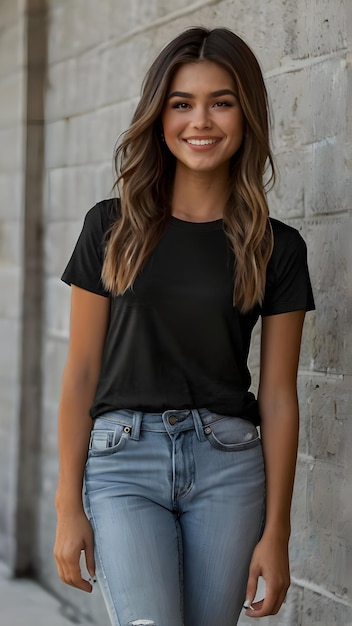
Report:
261,221,315,317
61,201,115,297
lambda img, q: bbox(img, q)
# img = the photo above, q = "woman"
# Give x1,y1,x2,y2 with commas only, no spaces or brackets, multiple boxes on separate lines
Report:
54,27,315,626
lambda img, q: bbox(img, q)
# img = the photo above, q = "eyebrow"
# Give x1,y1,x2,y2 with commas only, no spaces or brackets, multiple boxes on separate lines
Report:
167,89,237,99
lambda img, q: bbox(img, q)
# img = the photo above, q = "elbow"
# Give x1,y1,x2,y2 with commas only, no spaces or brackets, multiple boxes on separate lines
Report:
258,387,299,422
62,358,101,392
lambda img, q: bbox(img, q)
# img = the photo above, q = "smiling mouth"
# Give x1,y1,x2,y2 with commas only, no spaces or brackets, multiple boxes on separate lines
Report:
185,138,220,146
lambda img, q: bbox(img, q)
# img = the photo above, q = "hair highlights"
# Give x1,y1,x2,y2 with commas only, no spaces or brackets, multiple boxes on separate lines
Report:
102,27,275,312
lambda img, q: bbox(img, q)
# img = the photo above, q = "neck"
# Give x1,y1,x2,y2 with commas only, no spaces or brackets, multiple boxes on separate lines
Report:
171,164,229,222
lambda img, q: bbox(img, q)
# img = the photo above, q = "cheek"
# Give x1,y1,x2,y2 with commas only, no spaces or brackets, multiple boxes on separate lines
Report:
162,112,183,140
229,114,244,141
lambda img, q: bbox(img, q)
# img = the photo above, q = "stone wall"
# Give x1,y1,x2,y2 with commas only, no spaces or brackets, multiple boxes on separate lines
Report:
0,0,26,569
0,0,351,624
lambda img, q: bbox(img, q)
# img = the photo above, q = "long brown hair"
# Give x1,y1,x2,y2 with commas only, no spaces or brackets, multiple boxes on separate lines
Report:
102,27,275,312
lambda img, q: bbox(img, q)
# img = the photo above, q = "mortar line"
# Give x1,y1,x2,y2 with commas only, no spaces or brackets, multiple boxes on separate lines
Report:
45,95,140,124
298,209,351,218
291,577,352,609
264,48,348,78
296,453,316,464
109,0,222,43
298,370,344,380
48,0,222,67
296,453,346,470
46,329,69,341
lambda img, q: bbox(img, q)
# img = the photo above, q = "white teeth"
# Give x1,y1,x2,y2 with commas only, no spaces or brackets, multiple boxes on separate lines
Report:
186,139,218,146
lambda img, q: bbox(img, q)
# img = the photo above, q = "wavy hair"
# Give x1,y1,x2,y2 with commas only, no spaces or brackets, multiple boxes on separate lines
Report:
102,27,275,312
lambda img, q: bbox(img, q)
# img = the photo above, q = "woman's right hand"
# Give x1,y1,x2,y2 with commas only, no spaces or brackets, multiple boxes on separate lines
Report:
54,507,96,593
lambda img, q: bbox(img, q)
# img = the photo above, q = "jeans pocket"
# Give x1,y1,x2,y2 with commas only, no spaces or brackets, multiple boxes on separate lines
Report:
204,416,260,452
88,418,130,457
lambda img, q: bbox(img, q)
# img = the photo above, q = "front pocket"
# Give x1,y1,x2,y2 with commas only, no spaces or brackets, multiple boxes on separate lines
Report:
204,416,260,452
88,421,130,457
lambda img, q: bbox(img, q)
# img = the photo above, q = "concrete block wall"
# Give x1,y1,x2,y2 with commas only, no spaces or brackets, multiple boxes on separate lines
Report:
0,0,26,568
0,0,351,624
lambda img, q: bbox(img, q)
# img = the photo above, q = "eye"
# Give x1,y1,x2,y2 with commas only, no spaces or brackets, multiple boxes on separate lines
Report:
172,102,191,110
213,101,233,108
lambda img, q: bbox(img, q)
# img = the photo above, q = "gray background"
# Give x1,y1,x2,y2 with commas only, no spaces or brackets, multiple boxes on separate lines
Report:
0,0,351,624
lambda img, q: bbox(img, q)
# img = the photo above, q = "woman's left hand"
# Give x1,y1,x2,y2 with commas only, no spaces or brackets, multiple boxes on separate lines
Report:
243,531,291,618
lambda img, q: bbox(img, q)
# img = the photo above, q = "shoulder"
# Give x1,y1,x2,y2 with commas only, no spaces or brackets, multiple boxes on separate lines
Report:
270,217,305,246
261,218,314,315
269,217,307,263
84,198,121,235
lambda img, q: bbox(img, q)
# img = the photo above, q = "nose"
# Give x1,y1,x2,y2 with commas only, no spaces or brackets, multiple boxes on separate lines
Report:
190,105,212,130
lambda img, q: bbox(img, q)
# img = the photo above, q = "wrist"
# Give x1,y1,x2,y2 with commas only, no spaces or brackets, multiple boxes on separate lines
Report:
55,485,84,513
262,523,291,544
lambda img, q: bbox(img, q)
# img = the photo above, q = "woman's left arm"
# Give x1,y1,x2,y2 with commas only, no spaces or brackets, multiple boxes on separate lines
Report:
244,310,306,618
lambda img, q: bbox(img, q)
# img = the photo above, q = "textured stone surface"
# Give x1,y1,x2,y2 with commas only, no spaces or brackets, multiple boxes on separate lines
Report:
305,217,348,374
0,0,26,571
0,0,351,624
0,173,23,220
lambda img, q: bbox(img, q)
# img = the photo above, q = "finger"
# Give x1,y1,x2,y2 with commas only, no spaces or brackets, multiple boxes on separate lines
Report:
58,548,93,593
244,598,263,618
54,548,69,587
248,586,287,618
64,560,93,593
54,557,66,587
244,567,259,611
268,589,288,616
83,539,96,579
244,597,259,615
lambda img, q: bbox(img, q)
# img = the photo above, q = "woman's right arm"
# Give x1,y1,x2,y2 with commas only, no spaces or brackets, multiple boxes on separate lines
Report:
54,285,110,592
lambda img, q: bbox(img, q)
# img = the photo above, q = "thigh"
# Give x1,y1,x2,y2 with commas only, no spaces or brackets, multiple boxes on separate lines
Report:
181,420,265,626
83,419,183,626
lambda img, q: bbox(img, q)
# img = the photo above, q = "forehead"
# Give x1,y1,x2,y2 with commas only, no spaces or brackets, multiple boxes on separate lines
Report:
168,60,235,91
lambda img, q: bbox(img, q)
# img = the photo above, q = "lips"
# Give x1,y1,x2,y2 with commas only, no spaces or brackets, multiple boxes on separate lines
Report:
183,136,222,148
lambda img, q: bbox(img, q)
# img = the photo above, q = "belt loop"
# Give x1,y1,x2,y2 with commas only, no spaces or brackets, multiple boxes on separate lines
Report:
130,411,142,441
191,409,206,441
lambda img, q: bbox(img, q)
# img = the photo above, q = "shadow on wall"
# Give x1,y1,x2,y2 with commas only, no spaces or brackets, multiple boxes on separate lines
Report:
14,0,48,577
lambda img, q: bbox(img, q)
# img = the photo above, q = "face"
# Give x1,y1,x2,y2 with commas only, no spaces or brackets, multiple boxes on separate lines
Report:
161,60,244,176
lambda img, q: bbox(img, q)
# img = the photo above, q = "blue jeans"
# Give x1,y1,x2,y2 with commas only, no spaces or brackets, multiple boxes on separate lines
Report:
83,408,265,626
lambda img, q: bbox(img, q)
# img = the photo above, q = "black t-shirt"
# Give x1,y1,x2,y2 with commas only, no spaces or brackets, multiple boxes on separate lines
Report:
62,199,315,425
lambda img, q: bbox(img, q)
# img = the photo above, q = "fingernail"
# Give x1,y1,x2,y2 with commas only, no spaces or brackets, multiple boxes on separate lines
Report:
243,599,255,610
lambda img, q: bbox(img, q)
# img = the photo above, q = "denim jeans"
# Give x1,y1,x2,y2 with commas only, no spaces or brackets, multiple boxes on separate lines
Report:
83,408,265,626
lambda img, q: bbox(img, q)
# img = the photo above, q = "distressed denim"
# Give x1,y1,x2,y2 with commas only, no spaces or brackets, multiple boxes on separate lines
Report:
83,408,265,626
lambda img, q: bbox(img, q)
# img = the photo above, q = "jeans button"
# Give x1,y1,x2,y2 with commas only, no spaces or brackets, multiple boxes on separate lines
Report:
204,426,211,435
168,415,178,425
